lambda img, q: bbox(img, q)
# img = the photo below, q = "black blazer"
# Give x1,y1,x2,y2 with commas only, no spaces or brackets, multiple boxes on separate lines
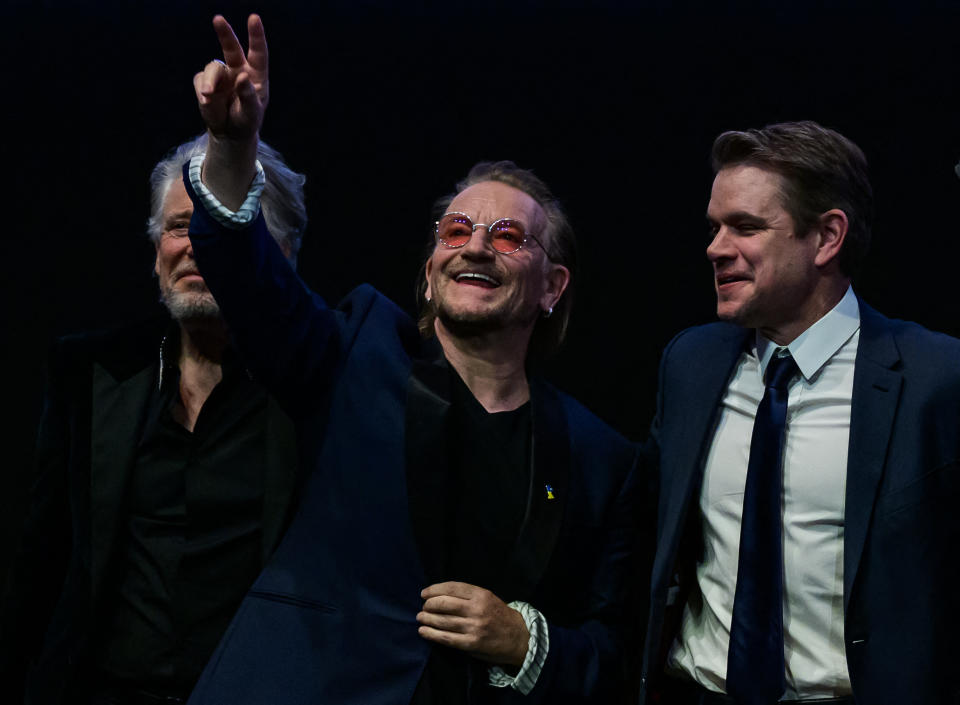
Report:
639,301,960,704
181,178,643,705
0,316,298,704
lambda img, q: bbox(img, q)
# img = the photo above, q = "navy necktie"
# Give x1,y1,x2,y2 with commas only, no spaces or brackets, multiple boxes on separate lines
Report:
726,351,799,705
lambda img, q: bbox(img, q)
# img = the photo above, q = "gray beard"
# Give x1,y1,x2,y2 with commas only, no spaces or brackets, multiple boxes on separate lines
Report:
160,289,221,322
433,298,537,339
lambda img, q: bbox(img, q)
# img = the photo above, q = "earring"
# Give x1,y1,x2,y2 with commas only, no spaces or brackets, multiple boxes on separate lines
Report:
426,296,432,303
543,306,553,319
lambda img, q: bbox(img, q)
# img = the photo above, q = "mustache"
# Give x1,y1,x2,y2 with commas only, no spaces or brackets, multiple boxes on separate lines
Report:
171,265,204,282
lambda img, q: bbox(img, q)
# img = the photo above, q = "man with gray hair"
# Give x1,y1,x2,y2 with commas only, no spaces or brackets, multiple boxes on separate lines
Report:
0,134,307,704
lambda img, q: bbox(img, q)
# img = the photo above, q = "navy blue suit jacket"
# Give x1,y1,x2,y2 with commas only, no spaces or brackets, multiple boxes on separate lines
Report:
639,302,960,704
182,175,641,705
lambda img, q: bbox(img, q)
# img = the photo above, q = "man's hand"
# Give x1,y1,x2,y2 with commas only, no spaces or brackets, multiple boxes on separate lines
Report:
193,14,269,141
418,582,530,667
192,14,268,210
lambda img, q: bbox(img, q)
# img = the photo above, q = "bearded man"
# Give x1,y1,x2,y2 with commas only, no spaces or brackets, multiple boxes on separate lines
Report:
177,13,643,705
1,134,307,705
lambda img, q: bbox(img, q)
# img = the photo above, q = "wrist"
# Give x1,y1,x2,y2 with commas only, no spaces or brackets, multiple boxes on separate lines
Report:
201,132,260,211
205,131,258,170
506,608,530,667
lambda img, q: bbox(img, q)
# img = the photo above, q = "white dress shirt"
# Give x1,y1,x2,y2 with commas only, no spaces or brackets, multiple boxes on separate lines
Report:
668,286,861,699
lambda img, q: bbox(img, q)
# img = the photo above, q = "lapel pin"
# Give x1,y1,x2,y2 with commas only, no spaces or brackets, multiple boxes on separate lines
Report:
545,484,556,500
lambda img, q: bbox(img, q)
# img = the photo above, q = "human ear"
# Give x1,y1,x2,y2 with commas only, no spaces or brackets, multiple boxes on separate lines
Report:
424,256,434,301
814,209,848,268
541,264,570,312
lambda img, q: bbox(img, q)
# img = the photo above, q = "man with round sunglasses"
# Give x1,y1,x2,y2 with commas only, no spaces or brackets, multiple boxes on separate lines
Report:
177,13,642,705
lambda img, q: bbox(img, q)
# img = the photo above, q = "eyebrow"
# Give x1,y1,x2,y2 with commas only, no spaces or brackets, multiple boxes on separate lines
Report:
706,210,768,227
164,209,193,225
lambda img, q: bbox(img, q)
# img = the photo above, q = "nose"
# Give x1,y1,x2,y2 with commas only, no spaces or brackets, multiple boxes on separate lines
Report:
706,226,734,263
461,224,496,259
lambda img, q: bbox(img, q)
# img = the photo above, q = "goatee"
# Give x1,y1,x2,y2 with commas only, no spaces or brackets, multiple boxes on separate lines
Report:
160,289,222,322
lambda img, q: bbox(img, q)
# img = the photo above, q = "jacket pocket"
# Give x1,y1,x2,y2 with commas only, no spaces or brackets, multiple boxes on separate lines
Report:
873,459,960,520
248,589,339,613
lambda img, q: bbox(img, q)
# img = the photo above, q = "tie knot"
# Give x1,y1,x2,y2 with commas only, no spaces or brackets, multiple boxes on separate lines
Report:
765,352,798,392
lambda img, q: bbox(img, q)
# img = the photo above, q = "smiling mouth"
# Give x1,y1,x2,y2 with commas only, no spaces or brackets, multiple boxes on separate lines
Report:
716,273,749,286
454,272,501,288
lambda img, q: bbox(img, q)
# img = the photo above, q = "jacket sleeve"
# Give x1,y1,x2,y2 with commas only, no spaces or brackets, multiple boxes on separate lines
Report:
0,338,76,698
183,164,352,418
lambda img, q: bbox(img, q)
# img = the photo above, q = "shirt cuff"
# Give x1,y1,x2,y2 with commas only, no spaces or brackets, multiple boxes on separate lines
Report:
188,153,265,229
488,601,549,696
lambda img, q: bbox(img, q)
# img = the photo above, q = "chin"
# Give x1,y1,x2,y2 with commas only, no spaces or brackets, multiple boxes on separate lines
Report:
437,311,503,338
161,291,221,322
435,298,514,335
716,302,751,326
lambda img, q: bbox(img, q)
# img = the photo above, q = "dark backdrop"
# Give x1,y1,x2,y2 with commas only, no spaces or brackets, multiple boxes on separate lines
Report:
4,0,959,587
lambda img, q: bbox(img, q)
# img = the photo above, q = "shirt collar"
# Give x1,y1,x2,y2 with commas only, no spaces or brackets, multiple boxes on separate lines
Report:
756,285,860,382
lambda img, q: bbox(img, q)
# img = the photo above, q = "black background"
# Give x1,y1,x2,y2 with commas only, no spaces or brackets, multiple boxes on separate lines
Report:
4,0,959,585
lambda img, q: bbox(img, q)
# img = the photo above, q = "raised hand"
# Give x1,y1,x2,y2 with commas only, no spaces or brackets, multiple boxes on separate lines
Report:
417,582,530,667
193,14,269,140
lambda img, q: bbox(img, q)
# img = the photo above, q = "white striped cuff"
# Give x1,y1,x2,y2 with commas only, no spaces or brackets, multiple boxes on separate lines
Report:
488,601,549,695
188,153,265,229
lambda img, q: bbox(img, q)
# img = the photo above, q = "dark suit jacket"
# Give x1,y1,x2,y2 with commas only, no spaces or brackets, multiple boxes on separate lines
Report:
639,301,960,704
0,315,298,705
181,174,642,705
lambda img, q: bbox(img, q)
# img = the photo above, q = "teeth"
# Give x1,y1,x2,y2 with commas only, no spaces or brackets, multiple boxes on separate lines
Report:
456,272,500,286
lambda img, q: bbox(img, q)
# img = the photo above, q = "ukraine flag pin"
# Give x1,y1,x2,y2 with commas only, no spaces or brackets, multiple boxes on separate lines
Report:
545,484,555,500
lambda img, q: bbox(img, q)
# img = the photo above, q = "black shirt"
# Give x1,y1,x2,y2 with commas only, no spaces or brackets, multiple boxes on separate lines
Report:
94,343,269,696
414,370,532,705
446,371,531,601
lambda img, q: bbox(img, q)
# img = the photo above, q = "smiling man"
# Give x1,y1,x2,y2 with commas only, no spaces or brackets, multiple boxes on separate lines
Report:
0,134,306,704
175,13,641,705
639,121,960,705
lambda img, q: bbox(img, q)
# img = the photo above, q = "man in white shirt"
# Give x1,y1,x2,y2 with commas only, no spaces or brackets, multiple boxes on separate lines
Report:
639,121,960,705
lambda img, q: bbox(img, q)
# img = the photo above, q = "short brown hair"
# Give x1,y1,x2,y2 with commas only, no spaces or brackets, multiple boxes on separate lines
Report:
712,120,873,276
416,160,578,360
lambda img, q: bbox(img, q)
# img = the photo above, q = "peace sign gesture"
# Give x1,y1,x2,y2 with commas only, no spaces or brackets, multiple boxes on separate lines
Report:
193,14,269,140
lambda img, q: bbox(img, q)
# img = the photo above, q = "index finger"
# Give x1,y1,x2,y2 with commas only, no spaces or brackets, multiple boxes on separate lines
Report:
421,581,480,600
213,14,246,69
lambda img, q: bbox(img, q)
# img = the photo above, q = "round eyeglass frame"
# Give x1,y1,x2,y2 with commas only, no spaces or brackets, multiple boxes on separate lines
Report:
434,211,548,255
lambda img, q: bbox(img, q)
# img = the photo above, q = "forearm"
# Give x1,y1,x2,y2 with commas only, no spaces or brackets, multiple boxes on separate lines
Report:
201,132,259,211
184,163,341,412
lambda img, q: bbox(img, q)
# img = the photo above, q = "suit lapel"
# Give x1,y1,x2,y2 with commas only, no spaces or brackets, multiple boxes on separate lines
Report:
405,345,453,585
260,396,299,564
508,377,570,597
90,361,155,600
403,349,570,595
843,302,902,611
660,327,749,562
